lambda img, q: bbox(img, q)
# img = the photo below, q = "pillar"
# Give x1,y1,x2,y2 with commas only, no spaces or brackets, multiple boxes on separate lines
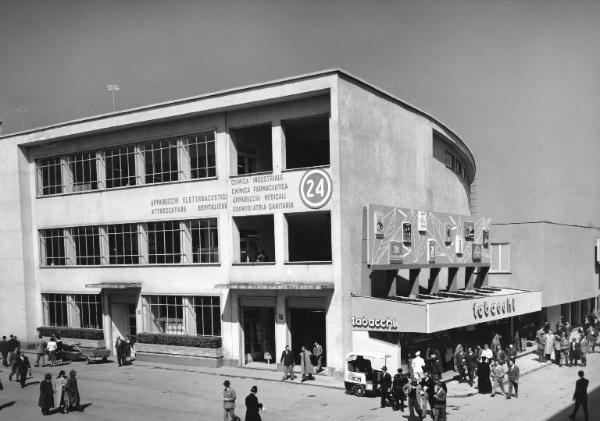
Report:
272,120,285,172
427,268,440,294
274,213,288,264
275,295,289,369
407,269,421,297
447,267,459,292
465,267,475,290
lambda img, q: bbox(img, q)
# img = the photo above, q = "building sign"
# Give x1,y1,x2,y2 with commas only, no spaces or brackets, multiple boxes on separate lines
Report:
299,168,333,209
388,240,403,263
352,316,398,330
417,211,428,232
150,194,228,216
482,229,489,248
367,204,491,267
427,239,436,263
473,298,516,320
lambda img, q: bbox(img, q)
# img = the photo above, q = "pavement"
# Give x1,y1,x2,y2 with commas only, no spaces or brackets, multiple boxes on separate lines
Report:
1,347,598,420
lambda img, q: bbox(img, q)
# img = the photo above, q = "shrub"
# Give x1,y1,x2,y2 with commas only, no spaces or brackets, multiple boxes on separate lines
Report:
136,332,221,348
36,326,104,340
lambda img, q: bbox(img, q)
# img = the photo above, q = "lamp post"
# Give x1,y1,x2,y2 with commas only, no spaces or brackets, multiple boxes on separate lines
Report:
106,84,120,112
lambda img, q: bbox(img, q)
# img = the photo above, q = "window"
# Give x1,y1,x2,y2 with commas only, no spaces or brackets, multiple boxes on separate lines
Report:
286,211,332,262
42,294,68,327
147,296,184,334
105,146,137,188
40,229,67,266
72,226,102,265
68,152,98,192
37,157,63,195
490,243,510,272
191,218,219,263
73,294,103,329
147,221,181,263
144,139,179,183
108,223,140,264
231,124,272,175
192,296,221,336
186,132,216,179
283,114,330,169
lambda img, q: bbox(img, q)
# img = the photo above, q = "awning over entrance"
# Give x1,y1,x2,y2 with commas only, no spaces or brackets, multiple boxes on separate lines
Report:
351,288,542,334
85,282,142,289
216,281,334,290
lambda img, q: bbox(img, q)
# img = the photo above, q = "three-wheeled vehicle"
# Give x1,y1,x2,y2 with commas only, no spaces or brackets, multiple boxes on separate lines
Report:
344,351,395,397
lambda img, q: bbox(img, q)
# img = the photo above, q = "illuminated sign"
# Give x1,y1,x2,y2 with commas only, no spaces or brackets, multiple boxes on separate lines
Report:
374,212,385,239
417,211,428,232
473,298,516,320
427,239,436,263
455,236,465,255
351,316,398,330
465,221,474,241
482,229,489,248
445,224,453,244
402,222,412,243
388,240,403,263
472,243,482,261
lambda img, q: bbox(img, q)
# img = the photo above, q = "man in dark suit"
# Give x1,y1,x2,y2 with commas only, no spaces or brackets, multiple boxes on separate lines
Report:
280,345,295,380
244,385,263,421
569,370,589,421
380,366,392,408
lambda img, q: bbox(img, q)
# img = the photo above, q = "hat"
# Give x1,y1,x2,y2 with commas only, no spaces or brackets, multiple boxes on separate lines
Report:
382,366,387,371
410,379,418,386
251,385,258,393
415,351,421,356
223,380,230,387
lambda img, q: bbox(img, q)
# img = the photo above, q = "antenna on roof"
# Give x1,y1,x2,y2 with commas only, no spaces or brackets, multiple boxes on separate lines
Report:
106,84,120,112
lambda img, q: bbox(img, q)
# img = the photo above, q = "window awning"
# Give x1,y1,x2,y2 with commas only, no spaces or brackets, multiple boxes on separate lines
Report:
216,282,334,290
85,282,142,289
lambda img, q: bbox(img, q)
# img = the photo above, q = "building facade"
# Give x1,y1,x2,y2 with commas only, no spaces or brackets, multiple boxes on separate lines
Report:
0,69,522,375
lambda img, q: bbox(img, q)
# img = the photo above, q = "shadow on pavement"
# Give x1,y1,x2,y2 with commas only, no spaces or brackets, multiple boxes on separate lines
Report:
544,384,599,421
0,401,16,411
24,380,40,387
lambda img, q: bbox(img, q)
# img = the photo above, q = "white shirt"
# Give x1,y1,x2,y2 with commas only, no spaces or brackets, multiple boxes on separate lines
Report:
412,356,425,375
481,348,493,361
47,340,57,352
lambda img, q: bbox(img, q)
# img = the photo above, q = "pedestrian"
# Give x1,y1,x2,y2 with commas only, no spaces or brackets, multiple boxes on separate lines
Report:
379,366,392,408
299,346,315,382
586,326,597,353
392,368,408,411
54,370,69,413
506,359,520,399
405,378,424,420
481,343,493,363
580,336,589,366
244,385,263,421
222,380,237,421
115,337,124,366
419,371,436,418
411,351,425,379
47,335,58,366
513,330,521,353
466,347,477,387
0,335,8,367
7,346,19,382
124,336,132,365
536,327,546,362
432,379,447,421
38,373,54,415
453,344,466,382
495,345,507,367
280,345,295,380
34,333,47,367
553,332,563,366
569,338,581,367
556,316,565,335
477,357,492,394
544,330,555,363
312,341,324,373
491,332,502,349
7,334,20,353
428,352,443,380
569,370,589,421
490,359,506,397
64,370,80,412
506,343,517,361
15,350,31,388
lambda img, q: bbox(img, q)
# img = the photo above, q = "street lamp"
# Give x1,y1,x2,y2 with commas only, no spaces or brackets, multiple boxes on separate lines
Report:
106,84,120,112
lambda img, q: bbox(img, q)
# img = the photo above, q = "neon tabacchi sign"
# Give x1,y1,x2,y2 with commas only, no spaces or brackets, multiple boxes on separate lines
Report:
473,297,516,320
352,316,398,330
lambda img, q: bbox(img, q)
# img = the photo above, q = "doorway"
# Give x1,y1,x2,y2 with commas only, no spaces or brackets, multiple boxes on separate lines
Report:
290,308,326,366
242,307,275,363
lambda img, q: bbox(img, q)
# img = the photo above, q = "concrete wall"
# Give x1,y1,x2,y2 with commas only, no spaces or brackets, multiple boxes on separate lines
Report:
489,222,600,307
336,78,472,360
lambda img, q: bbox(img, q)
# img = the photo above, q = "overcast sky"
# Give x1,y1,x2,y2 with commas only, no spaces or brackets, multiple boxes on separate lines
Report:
1,0,599,226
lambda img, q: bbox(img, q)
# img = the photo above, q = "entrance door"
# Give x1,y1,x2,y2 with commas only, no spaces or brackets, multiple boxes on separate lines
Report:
111,303,131,352
242,307,275,363
290,308,326,366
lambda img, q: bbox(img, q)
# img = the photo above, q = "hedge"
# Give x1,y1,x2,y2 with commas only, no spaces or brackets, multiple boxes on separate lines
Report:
136,332,221,348
36,326,104,340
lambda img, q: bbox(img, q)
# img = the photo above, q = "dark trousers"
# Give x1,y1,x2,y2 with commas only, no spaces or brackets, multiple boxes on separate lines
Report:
19,368,27,388
8,365,19,381
117,352,123,366
571,398,588,421
555,350,562,366
1,352,7,367
380,388,390,407
508,380,518,397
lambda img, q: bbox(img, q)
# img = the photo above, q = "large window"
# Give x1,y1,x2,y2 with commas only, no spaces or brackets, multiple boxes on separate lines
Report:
490,243,510,272
105,146,137,188
72,226,102,265
147,296,184,335
191,218,219,263
147,221,181,263
108,223,140,264
186,132,216,179
144,139,179,183
192,296,221,336
42,294,68,327
73,294,103,329
68,152,98,192
37,157,63,195
40,229,67,266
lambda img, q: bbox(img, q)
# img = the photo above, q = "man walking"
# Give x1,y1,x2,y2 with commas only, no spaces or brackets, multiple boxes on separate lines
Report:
379,366,392,408
280,345,295,380
490,359,506,397
223,379,237,421
506,359,520,399
569,371,589,421
432,379,447,421
244,385,263,421
312,341,324,373
115,337,125,367
0,336,8,367
34,333,47,367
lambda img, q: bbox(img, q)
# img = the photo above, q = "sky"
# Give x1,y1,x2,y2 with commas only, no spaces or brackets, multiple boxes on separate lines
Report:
1,0,599,226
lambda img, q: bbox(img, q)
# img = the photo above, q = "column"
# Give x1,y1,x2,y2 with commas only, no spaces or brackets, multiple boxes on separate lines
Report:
96,150,106,189
274,213,288,264
64,228,76,265
61,156,73,193
447,267,458,292
178,138,191,180
138,223,148,264
102,291,112,352
427,268,440,294
475,266,489,288
180,221,192,263
275,295,289,369
183,297,196,335
134,144,145,185
67,295,81,328
407,269,421,297
99,226,110,264
135,294,143,336
272,120,285,172
465,267,476,290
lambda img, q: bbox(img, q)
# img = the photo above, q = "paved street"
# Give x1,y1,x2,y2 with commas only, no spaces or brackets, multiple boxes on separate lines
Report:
1,351,599,420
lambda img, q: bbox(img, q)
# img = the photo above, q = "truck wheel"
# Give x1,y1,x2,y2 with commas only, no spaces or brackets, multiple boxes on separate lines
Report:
102,356,108,362
352,384,366,397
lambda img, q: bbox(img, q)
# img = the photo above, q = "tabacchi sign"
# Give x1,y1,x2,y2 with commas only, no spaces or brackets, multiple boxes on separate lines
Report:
352,316,398,330
473,298,516,320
